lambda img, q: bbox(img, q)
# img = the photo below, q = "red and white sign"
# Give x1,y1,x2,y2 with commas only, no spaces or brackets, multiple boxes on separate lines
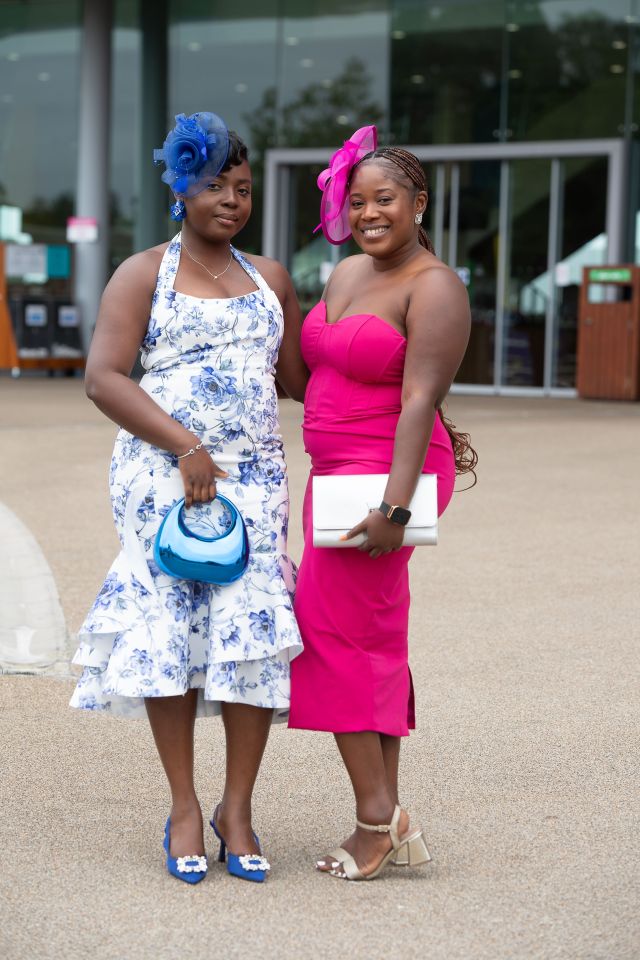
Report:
66,216,98,243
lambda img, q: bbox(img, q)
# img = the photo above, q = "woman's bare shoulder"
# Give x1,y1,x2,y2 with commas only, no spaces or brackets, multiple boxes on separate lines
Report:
329,254,367,278
240,252,297,301
321,254,368,297
241,251,287,280
107,243,169,292
410,255,467,298
407,256,470,334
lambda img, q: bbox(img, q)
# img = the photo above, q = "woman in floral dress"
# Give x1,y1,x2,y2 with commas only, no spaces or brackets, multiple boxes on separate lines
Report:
69,113,308,883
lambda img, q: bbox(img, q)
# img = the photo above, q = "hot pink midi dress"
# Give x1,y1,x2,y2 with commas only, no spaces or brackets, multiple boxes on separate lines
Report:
288,301,456,737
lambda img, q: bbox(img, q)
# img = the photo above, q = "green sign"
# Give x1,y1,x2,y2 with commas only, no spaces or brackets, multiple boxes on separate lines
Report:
588,267,632,283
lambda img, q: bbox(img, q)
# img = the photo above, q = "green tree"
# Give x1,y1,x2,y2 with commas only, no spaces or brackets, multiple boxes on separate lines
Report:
247,56,383,157
240,57,383,255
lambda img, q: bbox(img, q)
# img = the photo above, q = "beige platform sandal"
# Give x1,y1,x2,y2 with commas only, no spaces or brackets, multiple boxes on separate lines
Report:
316,847,350,872
326,805,431,881
317,842,420,871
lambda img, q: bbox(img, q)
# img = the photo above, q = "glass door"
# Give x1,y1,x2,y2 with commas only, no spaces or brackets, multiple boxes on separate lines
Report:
552,157,608,388
501,158,552,388
287,162,354,318
447,160,501,386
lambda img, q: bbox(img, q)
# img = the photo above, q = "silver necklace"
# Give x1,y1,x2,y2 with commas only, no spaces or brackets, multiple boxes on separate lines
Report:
181,235,233,281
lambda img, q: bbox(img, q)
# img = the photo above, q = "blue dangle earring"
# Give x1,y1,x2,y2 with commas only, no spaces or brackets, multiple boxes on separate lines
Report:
170,198,186,221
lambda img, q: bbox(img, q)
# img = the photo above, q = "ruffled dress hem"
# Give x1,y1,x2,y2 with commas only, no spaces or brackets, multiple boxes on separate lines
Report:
69,549,302,720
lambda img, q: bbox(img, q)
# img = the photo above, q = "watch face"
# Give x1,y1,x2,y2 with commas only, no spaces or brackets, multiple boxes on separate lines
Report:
390,506,411,526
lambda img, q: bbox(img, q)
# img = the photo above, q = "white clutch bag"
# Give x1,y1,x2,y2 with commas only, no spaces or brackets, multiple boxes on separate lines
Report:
312,474,438,548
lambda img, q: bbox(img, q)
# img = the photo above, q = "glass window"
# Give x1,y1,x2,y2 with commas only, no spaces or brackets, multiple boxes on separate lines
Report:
502,158,552,388
169,2,280,148
390,1,504,146
508,1,632,141
0,1,82,245
389,1,635,146
553,155,608,386
110,0,140,268
450,161,502,386
169,2,389,252
169,1,281,252
288,163,336,317
632,16,640,264
276,2,389,144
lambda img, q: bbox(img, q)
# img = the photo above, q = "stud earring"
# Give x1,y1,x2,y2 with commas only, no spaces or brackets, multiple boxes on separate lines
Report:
415,212,423,225
170,198,186,221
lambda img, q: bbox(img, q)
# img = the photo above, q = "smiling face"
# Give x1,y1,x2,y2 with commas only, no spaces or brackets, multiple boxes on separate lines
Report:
347,158,426,257
182,159,252,241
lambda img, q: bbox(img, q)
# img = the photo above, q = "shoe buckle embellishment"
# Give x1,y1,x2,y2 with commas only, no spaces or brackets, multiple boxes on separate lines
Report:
176,855,208,873
238,854,271,872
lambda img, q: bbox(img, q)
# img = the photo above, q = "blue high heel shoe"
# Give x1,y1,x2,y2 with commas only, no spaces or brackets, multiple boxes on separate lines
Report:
210,808,270,883
163,817,208,884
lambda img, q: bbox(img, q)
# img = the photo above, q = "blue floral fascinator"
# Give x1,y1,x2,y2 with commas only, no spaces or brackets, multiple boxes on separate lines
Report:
153,112,230,198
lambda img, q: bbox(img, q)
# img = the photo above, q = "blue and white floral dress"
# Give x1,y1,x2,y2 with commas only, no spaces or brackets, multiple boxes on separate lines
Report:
70,234,302,719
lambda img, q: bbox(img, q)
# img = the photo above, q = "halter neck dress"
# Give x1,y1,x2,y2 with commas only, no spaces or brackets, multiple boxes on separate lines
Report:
70,234,302,719
288,301,455,737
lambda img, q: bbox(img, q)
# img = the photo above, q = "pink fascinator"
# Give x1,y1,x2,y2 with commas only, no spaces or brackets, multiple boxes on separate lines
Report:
315,125,378,244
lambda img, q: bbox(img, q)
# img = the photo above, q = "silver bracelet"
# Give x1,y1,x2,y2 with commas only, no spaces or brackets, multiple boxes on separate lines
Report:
176,441,204,460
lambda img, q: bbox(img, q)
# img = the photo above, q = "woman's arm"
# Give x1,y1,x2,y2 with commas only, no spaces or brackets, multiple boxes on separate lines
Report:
344,266,471,557
247,255,309,402
85,249,227,507
274,267,309,401
383,266,470,506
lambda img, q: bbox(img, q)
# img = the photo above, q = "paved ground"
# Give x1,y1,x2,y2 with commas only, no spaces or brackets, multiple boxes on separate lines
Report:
1,378,639,960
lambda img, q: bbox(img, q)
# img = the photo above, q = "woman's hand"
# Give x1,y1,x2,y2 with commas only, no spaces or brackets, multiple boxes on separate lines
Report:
341,510,405,558
178,448,229,508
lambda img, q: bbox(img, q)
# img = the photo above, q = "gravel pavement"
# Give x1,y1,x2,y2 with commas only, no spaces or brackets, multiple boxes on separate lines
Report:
0,379,638,960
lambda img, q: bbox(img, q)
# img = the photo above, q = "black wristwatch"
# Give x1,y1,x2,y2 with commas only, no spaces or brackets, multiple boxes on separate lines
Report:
379,501,412,526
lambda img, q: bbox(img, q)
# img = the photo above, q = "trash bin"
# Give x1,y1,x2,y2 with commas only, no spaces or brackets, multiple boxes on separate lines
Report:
52,302,83,359
18,300,50,359
577,266,640,401
3,297,85,375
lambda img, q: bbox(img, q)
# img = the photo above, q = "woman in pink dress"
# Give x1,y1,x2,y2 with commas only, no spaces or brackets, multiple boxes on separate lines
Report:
289,127,477,880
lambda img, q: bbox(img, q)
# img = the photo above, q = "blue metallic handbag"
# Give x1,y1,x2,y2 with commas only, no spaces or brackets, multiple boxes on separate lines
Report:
154,495,249,585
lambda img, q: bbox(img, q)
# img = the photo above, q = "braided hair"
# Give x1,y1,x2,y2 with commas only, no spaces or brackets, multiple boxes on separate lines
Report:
351,146,478,486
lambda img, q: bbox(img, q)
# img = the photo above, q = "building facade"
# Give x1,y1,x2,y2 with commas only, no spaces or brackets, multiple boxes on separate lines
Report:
1,0,639,393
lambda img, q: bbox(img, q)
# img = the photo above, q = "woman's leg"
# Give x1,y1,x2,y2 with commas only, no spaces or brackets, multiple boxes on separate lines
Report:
317,732,404,871
213,702,273,855
331,731,410,874
380,733,401,805
145,690,204,856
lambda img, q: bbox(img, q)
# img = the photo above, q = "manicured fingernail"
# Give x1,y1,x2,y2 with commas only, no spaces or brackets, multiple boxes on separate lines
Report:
339,535,347,541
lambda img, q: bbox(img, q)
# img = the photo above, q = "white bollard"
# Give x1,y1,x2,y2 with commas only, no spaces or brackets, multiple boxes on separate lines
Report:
0,501,69,674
